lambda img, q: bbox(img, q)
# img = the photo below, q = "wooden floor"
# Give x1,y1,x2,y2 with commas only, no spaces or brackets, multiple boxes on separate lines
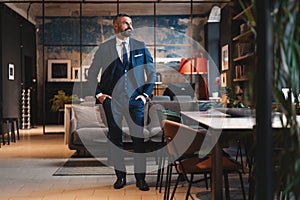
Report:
0,125,247,200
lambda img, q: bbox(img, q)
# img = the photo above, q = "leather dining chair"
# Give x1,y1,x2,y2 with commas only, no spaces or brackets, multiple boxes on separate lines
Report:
163,119,246,200
155,109,181,192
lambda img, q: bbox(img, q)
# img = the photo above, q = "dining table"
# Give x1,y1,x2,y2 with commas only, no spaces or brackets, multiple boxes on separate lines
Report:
180,109,256,200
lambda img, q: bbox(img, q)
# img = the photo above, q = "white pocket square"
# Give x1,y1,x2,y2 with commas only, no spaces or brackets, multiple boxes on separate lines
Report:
134,54,143,58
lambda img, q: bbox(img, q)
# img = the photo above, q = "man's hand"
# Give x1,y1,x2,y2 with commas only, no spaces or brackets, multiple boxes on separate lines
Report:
97,94,112,104
135,95,146,104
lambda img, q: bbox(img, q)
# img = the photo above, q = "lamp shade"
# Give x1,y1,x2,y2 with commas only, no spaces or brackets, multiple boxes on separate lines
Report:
179,58,192,74
179,57,207,74
195,57,208,73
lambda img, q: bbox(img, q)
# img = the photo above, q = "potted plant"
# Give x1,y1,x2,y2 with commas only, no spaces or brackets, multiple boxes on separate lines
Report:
272,0,300,199
238,0,300,199
49,90,79,112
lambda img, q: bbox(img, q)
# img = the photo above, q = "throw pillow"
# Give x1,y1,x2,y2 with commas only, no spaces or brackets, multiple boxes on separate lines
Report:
72,105,105,128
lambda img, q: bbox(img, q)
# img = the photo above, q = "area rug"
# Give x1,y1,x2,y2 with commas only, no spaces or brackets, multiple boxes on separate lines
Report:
53,157,160,176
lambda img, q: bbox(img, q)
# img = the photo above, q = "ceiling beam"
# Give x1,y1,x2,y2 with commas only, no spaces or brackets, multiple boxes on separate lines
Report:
5,3,36,24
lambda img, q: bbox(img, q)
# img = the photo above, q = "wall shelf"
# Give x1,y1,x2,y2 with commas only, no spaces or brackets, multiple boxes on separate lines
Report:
233,77,249,82
232,5,254,21
230,3,255,107
232,30,254,42
233,52,254,62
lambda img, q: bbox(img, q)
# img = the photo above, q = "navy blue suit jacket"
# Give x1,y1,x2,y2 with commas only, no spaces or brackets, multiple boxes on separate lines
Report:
88,37,156,99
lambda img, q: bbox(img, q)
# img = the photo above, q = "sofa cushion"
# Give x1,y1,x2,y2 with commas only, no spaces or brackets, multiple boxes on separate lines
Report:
73,127,150,145
98,102,149,128
73,127,108,145
72,105,106,129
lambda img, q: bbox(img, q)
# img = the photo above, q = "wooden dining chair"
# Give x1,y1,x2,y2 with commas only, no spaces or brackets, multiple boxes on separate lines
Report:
155,109,182,192
163,119,246,200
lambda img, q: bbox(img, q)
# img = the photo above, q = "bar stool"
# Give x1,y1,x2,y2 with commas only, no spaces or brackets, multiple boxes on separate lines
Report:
1,117,20,144
1,119,11,145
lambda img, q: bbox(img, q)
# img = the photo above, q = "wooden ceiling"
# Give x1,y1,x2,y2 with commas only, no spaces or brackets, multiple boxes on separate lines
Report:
4,0,229,23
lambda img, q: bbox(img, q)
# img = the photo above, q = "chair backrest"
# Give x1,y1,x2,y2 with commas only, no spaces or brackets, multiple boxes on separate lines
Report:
80,96,96,106
157,109,181,127
152,95,171,101
173,95,193,102
163,119,206,158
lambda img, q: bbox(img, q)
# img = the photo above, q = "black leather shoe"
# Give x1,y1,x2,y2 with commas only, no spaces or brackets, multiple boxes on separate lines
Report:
113,178,126,189
136,179,150,191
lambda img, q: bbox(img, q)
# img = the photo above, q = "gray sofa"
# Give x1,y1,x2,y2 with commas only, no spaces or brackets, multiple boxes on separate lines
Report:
68,100,222,155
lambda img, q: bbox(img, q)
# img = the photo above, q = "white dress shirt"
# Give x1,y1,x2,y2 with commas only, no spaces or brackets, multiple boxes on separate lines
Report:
116,37,130,63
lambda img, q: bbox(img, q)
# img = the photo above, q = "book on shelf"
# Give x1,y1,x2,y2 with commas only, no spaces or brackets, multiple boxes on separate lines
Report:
236,43,252,57
240,23,250,34
235,64,245,79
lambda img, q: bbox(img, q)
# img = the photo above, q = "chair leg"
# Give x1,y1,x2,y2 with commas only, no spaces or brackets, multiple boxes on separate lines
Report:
10,122,16,143
163,165,169,200
15,119,20,140
185,174,194,200
156,169,162,189
0,123,2,147
224,173,230,200
235,139,240,161
204,173,209,190
245,145,253,173
5,120,10,145
156,149,166,192
1,132,3,145
236,139,245,173
248,172,255,200
237,171,246,200
159,162,165,193
167,165,174,200
156,153,162,190
170,173,182,200
1,122,5,145
164,164,173,200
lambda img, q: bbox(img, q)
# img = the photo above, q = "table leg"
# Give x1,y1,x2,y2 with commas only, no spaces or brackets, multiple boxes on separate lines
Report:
64,105,71,145
211,142,223,200
155,84,158,96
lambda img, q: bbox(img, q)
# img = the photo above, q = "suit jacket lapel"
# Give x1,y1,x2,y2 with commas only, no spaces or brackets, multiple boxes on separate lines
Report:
109,38,118,80
129,38,139,88
129,39,136,67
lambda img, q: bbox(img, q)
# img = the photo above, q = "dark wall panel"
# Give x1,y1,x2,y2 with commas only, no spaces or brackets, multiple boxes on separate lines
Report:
220,5,233,89
1,4,21,118
0,5,2,119
205,22,220,95
0,3,36,120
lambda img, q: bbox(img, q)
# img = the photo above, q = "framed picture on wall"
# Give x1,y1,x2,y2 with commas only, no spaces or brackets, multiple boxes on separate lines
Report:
47,59,71,82
81,65,90,82
80,65,101,82
72,67,80,81
221,44,229,71
221,72,227,87
8,63,14,80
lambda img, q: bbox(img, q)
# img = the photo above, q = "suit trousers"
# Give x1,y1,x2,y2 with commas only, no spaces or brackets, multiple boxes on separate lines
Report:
102,95,146,181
